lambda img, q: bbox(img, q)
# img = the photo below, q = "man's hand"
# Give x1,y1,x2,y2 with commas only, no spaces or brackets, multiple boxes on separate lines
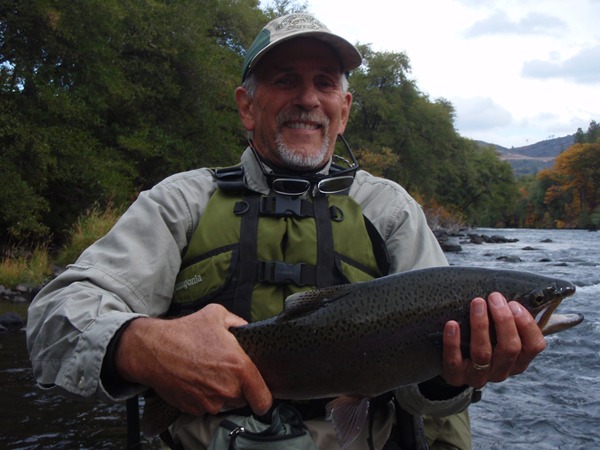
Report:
441,292,547,388
114,304,273,417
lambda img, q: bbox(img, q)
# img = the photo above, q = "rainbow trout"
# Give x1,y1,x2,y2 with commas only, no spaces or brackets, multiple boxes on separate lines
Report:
142,266,583,447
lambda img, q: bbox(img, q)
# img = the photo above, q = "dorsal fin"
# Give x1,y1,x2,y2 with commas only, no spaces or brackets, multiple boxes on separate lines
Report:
275,284,356,322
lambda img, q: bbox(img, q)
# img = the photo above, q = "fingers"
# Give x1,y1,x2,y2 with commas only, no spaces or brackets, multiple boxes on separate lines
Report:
442,297,494,388
214,306,273,414
485,292,520,381
468,297,493,387
240,361,273,415
508,301,546,375
200,305,272,414
441,320,467,386
441,293,547,389
223,309,249,329
124,304,273,418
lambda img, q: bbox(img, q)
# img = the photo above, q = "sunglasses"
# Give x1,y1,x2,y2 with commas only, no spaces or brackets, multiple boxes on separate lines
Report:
271,175,355,196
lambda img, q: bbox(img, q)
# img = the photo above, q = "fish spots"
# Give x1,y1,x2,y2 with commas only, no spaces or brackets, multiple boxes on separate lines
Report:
231,266,576,399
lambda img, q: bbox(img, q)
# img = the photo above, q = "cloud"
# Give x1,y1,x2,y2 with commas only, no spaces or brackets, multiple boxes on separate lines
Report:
453,97,513,132
464,10,567,37
522,44,600,84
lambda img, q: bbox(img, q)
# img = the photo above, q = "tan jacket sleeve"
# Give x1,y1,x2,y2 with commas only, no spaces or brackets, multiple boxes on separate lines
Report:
26,169,215,402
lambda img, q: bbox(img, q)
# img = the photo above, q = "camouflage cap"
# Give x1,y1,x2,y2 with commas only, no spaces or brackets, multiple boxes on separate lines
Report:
241,13,362,82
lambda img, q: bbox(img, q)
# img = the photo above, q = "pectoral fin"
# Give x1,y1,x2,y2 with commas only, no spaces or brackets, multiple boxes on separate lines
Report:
325,395,370,448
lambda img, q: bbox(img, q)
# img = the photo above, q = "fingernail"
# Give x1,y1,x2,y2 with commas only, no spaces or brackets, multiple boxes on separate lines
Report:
509,301,523,316
445,322,457,337
473,300,486,316
489,292,505,308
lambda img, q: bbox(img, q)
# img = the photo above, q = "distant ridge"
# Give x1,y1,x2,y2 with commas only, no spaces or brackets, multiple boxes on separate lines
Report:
475,134,575,176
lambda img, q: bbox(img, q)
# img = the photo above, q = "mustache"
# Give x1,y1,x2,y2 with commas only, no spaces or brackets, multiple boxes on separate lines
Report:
276,109,329,128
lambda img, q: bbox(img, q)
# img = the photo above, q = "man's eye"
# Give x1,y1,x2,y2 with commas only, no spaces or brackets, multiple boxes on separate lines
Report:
274,76,295,87
316,79,338,90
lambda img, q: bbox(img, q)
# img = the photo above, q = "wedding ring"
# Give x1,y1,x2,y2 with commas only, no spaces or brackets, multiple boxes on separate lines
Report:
472,362,491,372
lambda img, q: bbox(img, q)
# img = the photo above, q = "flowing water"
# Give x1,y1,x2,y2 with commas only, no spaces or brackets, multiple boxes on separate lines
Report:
446,228,600,449
1,228,598,449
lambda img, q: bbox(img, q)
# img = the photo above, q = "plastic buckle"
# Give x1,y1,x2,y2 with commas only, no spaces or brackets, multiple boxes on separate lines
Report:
258,261,306,285
260,196,307,217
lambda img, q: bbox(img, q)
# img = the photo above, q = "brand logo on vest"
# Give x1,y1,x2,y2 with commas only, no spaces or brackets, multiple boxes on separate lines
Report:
175,275,203,291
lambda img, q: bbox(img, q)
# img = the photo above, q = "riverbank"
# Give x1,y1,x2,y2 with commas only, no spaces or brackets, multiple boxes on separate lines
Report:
0,265,62,332
0,288,31,332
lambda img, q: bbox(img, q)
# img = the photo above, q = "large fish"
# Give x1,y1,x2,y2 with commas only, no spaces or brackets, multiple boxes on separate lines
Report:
141,266,583,447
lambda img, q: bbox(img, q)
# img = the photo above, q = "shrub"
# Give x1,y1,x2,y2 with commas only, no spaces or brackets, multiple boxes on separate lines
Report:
55,204,125,266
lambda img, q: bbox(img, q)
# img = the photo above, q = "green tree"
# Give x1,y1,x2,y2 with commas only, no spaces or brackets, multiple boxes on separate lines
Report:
1,0,526,244
574,120,600,144
346,44,517,225
1,0,267,242
262,0,308,17
586,120,600,143
574,127,586,144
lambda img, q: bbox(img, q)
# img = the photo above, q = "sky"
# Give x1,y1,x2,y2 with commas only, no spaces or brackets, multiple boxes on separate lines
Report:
286,0,600,148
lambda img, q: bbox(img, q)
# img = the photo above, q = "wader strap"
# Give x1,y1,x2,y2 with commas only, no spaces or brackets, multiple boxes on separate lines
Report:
365,394,429,450
160,429,184,450
364,217,391,276
126,395,141,449
234,193,260,321
313,195,336,287
379,399,429,450
215,166,245,192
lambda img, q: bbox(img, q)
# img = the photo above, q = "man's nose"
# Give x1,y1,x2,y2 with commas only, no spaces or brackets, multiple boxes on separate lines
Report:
294,82,320,110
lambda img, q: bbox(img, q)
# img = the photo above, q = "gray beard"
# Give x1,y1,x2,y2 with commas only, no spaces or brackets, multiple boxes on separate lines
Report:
274,132,331,170
273,111,331,170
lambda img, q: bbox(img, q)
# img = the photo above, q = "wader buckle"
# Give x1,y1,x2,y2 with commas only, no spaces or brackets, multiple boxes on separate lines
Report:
257,261,316,286
260,196,314,218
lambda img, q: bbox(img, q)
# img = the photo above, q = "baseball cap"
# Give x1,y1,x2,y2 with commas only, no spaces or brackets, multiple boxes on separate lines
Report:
241,13,362,82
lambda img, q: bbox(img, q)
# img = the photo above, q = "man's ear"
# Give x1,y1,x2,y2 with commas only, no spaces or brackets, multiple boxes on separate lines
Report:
235,87,255,132
338,92,352,135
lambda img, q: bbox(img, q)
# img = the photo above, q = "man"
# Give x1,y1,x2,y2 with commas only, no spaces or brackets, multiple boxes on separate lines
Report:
27,13,545,450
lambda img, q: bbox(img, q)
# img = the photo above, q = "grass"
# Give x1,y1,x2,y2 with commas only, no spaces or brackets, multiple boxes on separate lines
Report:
0,204,124,288
54,204,124,267
0,246,51,287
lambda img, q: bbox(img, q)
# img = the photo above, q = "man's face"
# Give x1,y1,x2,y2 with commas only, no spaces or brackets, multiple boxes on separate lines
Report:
236,38,352,170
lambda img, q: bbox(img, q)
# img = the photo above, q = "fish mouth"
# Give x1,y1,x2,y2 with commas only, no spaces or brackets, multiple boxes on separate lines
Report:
535,285,583,335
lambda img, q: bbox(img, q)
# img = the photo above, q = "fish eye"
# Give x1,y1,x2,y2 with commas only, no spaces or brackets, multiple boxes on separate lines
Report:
525,288,547,307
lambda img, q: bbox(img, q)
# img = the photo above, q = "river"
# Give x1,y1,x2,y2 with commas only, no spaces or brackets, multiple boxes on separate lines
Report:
0,228,598,449
446,228,600,449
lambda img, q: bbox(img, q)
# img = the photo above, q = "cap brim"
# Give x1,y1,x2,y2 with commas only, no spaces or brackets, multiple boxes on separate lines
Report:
246,31,362,79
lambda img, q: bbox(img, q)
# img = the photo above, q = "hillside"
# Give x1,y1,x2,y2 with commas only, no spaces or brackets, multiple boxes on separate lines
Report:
476,134,575,176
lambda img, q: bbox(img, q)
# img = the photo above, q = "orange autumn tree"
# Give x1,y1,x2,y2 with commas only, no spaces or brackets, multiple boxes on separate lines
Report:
535,140,600,228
